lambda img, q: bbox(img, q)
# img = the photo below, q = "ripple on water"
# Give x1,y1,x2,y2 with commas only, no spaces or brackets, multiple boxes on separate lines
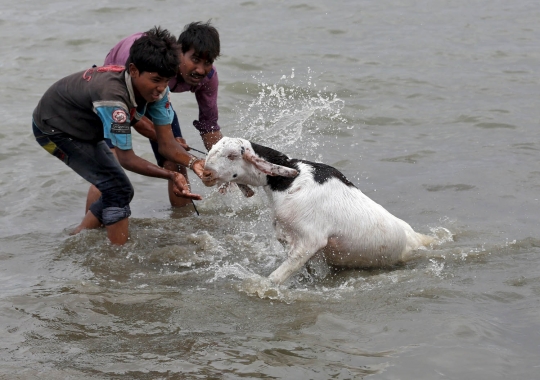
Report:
475,122,518,129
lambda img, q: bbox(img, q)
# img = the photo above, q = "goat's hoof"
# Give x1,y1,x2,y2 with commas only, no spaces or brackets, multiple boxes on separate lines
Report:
241,276,279,299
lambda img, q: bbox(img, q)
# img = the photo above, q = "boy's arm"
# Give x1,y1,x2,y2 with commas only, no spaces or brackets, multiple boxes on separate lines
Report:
115,148,201,200
95,103,200,199
154,124,205,178
148,88,205,177
132,116,157,141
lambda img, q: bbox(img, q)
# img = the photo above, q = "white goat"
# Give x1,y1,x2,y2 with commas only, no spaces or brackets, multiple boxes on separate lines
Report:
202,137,434,285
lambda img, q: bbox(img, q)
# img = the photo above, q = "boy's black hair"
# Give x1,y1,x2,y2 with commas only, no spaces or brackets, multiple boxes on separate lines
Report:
178,21,220,63
126,26,179,78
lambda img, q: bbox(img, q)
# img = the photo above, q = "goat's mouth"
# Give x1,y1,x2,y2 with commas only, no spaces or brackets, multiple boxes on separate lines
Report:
202,169,213,183
201,170,222,187
202,177,218,187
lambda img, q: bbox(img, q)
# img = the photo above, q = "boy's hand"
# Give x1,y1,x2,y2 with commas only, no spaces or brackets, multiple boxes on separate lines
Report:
170,172,202,200
191,159,205,179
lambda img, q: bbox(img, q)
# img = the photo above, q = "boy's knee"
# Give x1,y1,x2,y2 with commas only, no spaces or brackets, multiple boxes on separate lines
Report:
123,181,135,203
89,181,134,225
102,205,131,226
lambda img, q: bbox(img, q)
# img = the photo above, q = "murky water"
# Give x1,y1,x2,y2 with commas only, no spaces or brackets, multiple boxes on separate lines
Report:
1,0,540,378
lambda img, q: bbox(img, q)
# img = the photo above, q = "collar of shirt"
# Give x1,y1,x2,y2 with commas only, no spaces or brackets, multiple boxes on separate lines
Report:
125,71,138,108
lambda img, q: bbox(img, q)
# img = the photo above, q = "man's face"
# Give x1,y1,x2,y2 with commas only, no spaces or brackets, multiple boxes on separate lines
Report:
178,47,213,86
129,64,172,103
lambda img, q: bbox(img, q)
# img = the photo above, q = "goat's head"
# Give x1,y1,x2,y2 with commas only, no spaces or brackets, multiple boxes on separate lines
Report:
202,137,298,188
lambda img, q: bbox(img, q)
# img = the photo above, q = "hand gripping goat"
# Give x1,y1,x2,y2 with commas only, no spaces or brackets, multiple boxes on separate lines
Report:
202,137,434,285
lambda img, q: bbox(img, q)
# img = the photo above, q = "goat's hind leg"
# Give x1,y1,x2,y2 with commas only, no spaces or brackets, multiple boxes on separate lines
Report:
268,237,327,285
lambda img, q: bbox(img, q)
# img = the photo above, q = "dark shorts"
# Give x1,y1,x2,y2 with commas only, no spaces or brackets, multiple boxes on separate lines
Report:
105,110,182,167
150,110,182,167
33,122,134,226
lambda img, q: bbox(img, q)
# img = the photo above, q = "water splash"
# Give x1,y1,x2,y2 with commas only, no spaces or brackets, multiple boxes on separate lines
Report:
234,68,347,158
429,226,454,245
427,258,445,277
207,262,256,282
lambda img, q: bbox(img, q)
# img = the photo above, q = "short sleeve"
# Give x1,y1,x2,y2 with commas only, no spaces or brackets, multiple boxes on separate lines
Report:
147,88,174,126
95,105,132,150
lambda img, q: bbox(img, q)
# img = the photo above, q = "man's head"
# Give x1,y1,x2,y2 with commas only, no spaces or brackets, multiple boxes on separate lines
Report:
177,21,220,86
126,26,179,102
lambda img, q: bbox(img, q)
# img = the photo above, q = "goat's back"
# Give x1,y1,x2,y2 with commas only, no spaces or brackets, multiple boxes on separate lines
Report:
267,161,429,267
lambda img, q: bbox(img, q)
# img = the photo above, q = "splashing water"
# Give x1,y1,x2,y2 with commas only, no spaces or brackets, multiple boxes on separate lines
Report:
234,68,347,158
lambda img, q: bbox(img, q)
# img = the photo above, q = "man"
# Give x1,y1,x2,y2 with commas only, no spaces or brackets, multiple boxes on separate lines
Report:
32,27,203,245
86,21,223,209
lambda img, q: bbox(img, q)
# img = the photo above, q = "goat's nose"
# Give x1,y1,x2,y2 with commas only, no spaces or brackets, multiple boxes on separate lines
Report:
201,170,217,187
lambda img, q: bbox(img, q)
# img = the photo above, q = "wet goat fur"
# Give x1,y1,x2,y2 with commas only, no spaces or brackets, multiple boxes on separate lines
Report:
204,137,435,285
249,142,356,191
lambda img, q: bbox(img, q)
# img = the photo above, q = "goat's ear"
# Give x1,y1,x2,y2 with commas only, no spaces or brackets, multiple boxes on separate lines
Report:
243,149,298,178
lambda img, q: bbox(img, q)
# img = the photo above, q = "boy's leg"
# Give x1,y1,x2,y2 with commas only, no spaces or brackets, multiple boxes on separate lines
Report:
74,210,129,245
85,140,118,215
72,210,102,234
149,110,194,208
104,217,129,245
85,186,102,215
33,123,133,243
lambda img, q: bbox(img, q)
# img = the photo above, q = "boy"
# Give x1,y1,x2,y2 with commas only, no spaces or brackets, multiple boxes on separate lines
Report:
87,21,223,209
32,27,203,245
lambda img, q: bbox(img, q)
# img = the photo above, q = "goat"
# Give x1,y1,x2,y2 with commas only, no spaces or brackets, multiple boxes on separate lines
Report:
202,137,434,285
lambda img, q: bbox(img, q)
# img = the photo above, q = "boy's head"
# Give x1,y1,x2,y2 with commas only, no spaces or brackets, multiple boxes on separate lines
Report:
178,21,220,63
126,26,179,78
126,26,179,103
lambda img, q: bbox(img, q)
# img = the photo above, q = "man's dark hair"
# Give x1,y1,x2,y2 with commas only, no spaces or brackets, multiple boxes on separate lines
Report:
126,26,179,78
178,21,220,63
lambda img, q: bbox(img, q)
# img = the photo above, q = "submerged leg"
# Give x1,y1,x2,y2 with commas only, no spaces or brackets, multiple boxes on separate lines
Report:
268,237,327,285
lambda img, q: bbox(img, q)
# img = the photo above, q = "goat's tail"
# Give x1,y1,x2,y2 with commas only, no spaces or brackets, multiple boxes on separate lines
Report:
404,231,436,252
401,231,437,262
418,233,436,247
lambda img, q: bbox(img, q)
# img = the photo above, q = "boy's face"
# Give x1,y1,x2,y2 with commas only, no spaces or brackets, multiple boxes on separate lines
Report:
129,64,172,103
178,47,213,86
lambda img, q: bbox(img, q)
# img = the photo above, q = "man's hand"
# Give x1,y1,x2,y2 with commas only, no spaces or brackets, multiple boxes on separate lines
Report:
170,172,202,200
201,131,223,151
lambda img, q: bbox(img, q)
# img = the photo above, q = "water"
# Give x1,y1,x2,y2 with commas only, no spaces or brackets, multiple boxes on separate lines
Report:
1,0,540,378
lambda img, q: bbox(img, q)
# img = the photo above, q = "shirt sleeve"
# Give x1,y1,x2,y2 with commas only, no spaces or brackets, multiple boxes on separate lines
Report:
147,88,174,126
95,105,132,150
193,69,221,135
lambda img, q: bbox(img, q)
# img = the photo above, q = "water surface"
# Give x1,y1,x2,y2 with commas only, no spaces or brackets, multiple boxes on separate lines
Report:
1,0,539,378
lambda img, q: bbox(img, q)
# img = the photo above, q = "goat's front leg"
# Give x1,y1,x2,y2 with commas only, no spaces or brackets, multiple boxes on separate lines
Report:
268,238,327,285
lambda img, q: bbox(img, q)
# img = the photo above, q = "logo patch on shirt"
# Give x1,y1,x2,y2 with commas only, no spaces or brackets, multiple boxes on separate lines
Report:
111,122,131,134
112,109,128,124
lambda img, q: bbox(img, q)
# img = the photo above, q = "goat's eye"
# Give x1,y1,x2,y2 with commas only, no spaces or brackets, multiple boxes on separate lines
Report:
227,153,238,160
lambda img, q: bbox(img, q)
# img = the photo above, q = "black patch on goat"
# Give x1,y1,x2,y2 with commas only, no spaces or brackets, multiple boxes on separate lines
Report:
250,142,357,192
